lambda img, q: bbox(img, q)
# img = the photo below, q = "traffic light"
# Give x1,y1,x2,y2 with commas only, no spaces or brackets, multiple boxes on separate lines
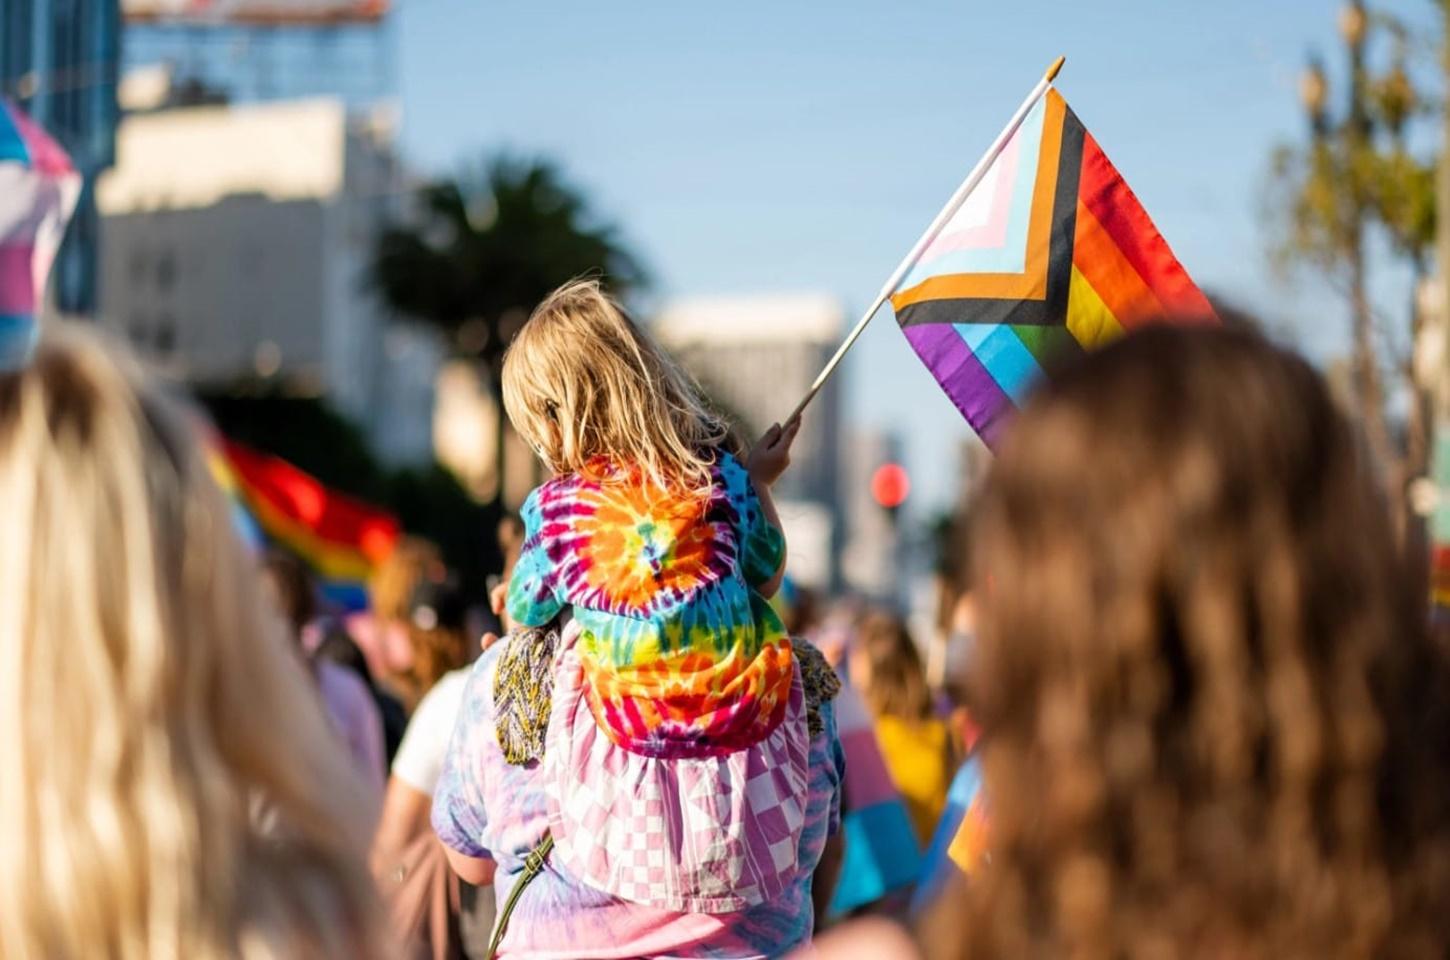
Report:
871,462,910,518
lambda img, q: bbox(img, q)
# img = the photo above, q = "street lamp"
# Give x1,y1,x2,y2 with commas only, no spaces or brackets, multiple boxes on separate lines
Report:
1340,1,1368,48
1341,1,1371,138
1300,59,1328,134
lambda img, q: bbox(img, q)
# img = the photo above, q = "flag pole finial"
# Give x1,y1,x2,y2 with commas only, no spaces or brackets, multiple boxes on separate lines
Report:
1046,56,1066,82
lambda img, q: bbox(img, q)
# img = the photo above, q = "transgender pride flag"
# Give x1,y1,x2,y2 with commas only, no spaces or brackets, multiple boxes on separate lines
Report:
217,439,400,611
0,99,81,371
828,683,924,916
891,87,1214,448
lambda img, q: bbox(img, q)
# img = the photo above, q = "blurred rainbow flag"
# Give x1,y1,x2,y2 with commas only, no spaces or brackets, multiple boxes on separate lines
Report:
1433,545,1450,616
206,435,399,611
203,434,265,554
1432,432,1450,620
910,755,987,914
892,87,1214,448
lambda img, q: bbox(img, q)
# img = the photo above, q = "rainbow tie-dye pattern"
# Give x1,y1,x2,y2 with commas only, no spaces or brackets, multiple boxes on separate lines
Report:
507,451,793,758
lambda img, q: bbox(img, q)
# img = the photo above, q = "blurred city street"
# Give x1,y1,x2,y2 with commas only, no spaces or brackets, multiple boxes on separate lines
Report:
6,2,1450,957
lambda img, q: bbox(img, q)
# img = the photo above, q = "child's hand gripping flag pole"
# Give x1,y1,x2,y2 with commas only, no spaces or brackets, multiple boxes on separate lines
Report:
787,57,1216,447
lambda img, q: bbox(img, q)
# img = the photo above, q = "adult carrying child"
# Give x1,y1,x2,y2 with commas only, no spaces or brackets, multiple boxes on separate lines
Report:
432,281,844,959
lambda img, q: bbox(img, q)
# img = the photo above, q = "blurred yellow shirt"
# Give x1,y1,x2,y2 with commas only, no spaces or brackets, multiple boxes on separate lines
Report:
873,714,955,846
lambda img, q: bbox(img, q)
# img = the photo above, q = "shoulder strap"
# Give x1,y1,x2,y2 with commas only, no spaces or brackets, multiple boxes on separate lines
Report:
793,637,842,737
494,626,561,766
484,833,554,960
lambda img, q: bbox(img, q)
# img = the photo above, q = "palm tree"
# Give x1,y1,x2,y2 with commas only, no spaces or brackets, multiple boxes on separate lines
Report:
370,155,647,504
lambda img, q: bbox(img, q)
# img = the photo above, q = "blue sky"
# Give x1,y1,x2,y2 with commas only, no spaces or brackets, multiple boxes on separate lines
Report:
393,0,1437,513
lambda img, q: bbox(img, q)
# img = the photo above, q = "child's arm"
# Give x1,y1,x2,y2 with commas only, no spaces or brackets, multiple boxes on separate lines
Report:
505,489,566,628
751,481,789,599
746,417,802,599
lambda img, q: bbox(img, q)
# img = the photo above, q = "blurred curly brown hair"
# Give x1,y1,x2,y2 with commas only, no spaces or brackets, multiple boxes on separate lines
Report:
942,325,1450,960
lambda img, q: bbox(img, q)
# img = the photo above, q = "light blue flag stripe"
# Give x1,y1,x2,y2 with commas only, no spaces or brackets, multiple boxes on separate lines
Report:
953,322,1044,406
0,311,37,371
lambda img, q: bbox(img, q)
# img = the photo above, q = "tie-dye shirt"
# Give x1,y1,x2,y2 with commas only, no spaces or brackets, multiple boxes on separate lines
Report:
507,451,792,758
432,642,846,959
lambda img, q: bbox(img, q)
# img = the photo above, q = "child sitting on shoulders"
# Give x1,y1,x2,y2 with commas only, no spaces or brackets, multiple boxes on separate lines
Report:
433,280,843,958
502,280,801,761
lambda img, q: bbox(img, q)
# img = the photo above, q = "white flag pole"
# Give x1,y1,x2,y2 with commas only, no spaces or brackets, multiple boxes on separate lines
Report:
784,55,1066,425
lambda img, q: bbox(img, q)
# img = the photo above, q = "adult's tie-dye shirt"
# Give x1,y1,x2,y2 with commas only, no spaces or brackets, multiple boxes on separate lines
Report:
507,452,792,757
432,643,846,959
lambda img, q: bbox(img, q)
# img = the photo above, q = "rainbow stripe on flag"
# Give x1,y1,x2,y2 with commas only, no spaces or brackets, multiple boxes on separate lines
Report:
217,439,399,611
202,432,266,554
1431,431,1450,622
1433,545,1450,615
0,98,81,370
892,88,1214,448
910,755,987,914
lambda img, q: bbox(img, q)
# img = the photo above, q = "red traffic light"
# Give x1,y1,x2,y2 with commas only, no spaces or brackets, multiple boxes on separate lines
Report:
870,463,910,509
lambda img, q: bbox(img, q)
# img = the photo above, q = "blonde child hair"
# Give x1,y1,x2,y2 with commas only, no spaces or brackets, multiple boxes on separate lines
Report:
501,278,734,494
0,325,387,959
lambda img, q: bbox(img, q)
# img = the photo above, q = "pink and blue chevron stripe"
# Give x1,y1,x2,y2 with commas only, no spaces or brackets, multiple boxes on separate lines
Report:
0,98,81,371
827,683,925,915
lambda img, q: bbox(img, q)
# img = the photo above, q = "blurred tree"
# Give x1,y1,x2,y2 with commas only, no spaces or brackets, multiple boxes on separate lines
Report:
370,155,648,504
1266,1,1440,518
200,388,390,503
386,464,501,600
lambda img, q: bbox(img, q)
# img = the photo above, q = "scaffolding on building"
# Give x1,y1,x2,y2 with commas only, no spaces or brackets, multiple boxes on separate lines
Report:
120,0,395,109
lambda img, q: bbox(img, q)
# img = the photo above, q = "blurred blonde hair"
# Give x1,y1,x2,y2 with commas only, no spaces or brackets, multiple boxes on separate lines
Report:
501,279,733,494
853,611,934,724
0,326,387,960
366,537,467,708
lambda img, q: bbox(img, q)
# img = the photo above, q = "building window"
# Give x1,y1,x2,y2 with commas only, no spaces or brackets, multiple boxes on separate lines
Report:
155,315,176,355
242,245,264,278
155,251,176,292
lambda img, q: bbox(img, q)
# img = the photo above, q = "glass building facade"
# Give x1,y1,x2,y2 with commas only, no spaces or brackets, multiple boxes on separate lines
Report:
1,0,120,314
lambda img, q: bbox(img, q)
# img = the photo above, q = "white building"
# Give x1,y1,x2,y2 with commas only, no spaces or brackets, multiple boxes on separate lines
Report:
654,294,845,591
96,93,440,465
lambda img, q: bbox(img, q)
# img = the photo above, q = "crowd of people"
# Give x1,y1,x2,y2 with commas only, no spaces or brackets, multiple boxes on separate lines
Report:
4,281,1450,959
